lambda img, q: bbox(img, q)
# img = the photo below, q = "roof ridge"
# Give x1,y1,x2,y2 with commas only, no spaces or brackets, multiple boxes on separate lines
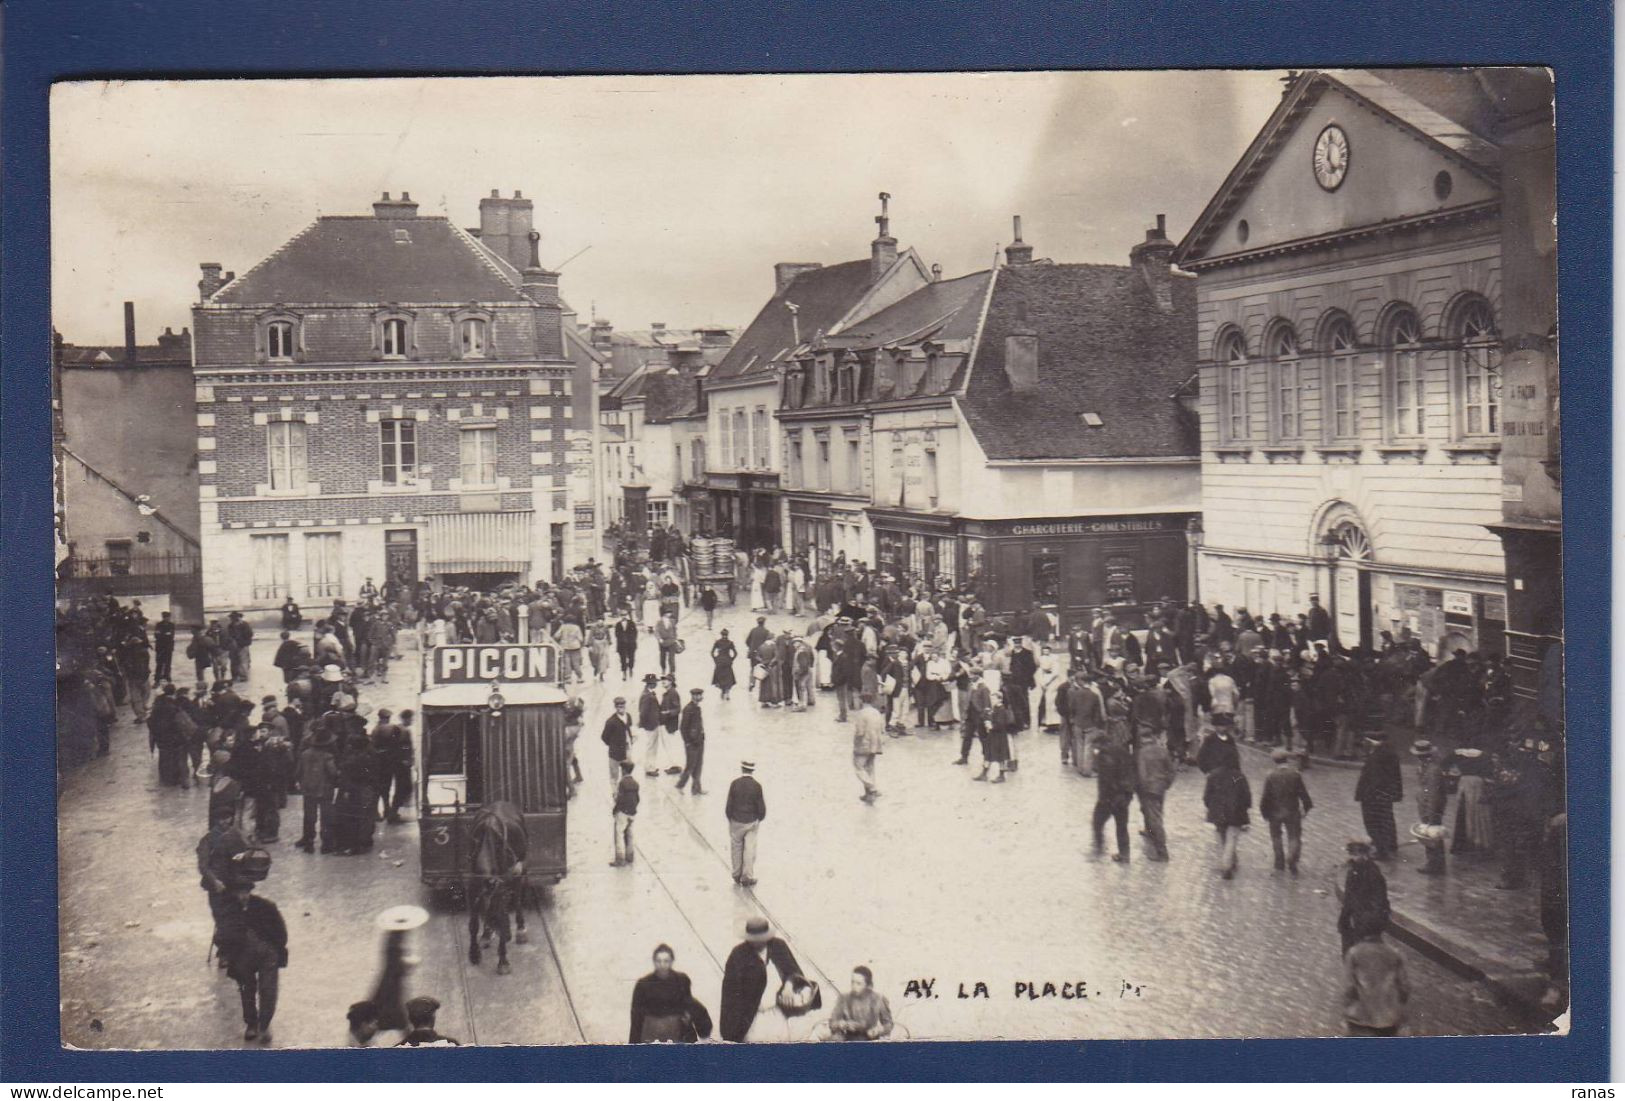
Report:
209,217,322,303
448,221,522,292
956,253,1003,398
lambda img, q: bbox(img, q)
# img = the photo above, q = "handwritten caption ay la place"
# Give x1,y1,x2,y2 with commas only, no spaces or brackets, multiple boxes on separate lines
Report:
902,979,1146,1001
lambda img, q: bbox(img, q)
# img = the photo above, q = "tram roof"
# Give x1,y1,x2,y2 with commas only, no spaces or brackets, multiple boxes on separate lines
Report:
419,683,568,708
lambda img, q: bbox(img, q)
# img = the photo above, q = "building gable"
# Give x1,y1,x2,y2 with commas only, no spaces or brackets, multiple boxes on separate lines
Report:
1178,73,1500,267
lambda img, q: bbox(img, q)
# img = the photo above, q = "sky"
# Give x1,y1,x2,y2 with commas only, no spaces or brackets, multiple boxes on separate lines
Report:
50,71,1287,344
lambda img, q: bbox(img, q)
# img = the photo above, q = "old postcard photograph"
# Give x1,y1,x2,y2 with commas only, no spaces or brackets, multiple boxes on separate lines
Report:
48,68,1565,1050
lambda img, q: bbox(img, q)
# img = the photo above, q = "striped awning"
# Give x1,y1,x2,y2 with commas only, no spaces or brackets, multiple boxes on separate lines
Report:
426,510,534,571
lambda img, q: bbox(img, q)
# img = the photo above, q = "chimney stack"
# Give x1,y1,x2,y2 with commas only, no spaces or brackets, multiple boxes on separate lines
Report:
1005,215,1035,265
774,262,822,297
372,190,420,218
479,189,535,275
1130,214,1177,312
591,318,614,349
198,262,225,300
871,191,898,283
123,301,137,365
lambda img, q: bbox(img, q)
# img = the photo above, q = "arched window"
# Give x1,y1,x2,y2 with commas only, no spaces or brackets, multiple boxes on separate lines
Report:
1321,315,1359,442
267,320,295,360
1217,330,1250,443
460,317,487,358
1455,297,1501,438
1384,306,1425,439
1266,321,1302,441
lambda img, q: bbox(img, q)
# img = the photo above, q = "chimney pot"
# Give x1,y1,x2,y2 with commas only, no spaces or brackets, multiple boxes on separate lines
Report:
1156,213,1167,236
401,191,411,201
491,189,500,198
514,190,523,199
1004,213,1036,265
124,301,137,364
930,263,942,282
381,191,391,200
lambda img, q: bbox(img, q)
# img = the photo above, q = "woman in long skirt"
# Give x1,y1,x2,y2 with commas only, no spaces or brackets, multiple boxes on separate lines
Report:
758,648,786,707
711,631,738,700
332,748,378,854
749,564,768,612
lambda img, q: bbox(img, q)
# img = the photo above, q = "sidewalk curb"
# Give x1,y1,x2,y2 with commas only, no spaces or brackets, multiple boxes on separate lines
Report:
1236,739,1551,1022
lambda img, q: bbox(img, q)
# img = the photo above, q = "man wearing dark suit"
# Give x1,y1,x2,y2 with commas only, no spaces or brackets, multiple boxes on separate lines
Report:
676,688,706,795
613,613,639,678
725,761,766,886
719,917,806,1043
601,696,634,792
153,611,176,684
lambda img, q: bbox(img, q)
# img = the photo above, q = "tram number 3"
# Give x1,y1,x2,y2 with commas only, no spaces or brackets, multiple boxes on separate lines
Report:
431,826,452,846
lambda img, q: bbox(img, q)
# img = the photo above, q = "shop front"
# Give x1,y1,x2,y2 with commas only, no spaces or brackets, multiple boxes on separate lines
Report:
961,513,1194,628
866,507,963,589
788,497,833,575
705,471,780,553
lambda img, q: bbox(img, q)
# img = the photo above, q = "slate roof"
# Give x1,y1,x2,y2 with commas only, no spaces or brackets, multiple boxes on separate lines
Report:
59,341,191,367
711,259,876,380
959,262,1198,461
824,270,992,349
211,215,524,304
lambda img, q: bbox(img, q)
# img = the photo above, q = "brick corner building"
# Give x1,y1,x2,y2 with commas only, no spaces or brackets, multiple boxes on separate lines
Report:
193,190,581,613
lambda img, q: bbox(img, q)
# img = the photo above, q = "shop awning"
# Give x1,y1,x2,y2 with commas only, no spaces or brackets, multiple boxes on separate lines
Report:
426,510,534,572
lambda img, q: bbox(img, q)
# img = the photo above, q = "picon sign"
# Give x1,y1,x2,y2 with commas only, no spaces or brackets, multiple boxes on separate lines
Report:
430,643,557,684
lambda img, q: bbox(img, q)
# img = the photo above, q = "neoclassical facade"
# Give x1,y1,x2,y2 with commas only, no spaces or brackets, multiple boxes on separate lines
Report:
1176,70,1511,655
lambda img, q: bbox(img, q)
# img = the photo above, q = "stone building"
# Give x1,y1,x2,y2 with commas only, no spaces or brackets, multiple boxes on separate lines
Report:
55,306,203,621
192,190,581,612
1174,69,1522,656
703,194,934,552
776,213,1200,622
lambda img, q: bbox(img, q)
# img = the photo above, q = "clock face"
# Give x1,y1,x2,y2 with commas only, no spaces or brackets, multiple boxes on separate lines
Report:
1313,124,1350,191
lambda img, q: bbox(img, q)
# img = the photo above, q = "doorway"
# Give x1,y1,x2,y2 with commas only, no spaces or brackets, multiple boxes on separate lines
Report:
385,529,419,601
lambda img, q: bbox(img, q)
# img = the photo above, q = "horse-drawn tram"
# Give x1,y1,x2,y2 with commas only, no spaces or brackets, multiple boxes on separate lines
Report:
418,642,570,891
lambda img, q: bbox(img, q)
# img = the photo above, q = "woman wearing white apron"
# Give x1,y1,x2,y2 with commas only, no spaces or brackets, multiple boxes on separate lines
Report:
749,564,768,612
1037,649,1063,731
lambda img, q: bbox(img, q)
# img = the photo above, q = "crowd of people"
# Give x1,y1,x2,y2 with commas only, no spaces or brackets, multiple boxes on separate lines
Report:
56,528,1567,1041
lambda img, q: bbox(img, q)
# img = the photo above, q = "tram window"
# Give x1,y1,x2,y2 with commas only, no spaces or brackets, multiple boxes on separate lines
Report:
424,714,466,776
465,727,486,805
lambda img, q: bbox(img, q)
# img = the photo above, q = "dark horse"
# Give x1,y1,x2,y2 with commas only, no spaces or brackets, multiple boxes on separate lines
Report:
466,800,529,975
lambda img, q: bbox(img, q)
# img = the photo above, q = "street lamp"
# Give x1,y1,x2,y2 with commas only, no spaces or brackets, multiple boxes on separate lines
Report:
1320,531,1341,652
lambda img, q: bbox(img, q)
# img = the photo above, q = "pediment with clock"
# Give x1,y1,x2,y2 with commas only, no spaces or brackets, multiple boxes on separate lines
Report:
1176,71,1500,268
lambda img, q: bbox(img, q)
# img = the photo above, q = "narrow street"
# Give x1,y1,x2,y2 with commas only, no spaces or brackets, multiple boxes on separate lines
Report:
59,600,1535,1048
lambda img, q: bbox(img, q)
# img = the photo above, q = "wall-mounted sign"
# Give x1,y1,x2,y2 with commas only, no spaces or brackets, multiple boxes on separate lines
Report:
574,505,595,531
1442,590,1474,617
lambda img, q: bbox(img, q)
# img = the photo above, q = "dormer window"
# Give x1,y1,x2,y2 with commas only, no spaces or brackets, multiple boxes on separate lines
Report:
382,318,408,357
267,320,295,360
461,318,487,358
258,310,302,363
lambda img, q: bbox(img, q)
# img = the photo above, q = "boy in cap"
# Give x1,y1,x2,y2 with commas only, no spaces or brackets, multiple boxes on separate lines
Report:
610,760,640,868
677,687,707,795
1336,836,1391,953
397,995,460,1046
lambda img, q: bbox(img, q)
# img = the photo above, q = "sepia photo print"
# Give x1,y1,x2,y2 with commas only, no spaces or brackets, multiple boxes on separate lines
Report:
50,68,1564,1050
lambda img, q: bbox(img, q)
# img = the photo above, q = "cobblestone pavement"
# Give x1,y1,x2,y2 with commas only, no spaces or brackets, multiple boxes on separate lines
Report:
58,601,1536,1048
